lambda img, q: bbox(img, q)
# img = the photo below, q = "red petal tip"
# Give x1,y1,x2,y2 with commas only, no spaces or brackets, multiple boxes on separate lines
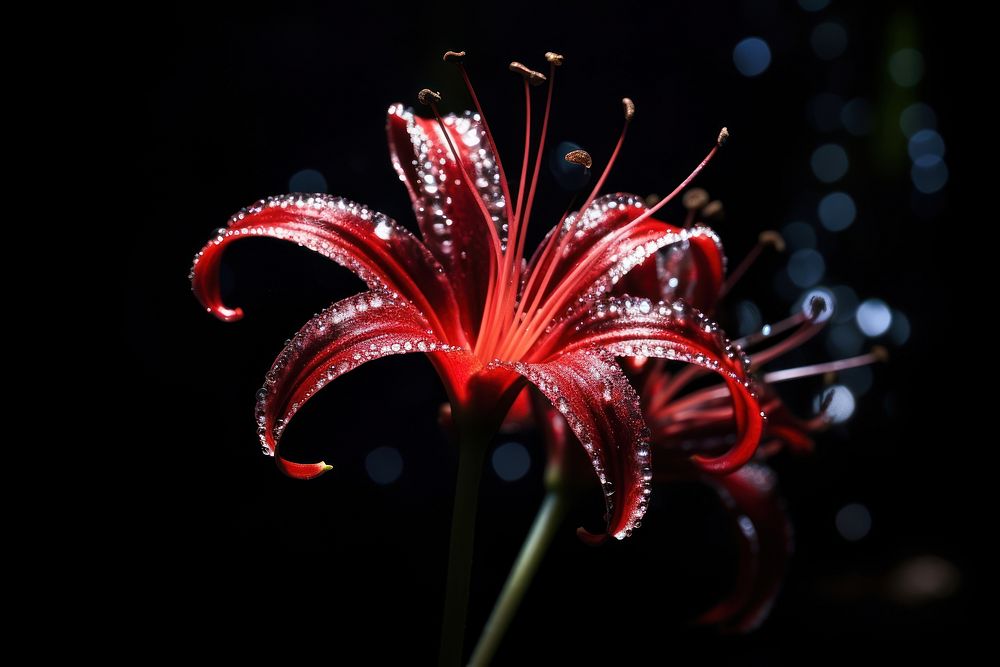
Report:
212,305,244,322
576,527,609,546
276,457,333,480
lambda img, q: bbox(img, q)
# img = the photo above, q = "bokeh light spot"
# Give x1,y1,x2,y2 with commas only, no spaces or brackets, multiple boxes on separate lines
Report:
492,442,530,482
841,98,874,136
811,143,849,182
733,37,772,77
911,161,949,193
366,446,403,485
289,168,328,193
908,129,945,166
788,249,826,288
900,102,937,138
818,192,856,231
888,555,962,605
856,298,892,337
811,22,848,60
817,385,856,424
836,503,872,541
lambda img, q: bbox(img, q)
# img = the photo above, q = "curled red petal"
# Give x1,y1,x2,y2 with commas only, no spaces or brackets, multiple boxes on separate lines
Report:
614,226,725,313
697,463,792,632
648,384,818,458
558,296,764,473
497,349,652,540
612,252,661,303
523,194,725,315
255,291,461,477
387,105,506,335
275,458,333,480
190,194,463,341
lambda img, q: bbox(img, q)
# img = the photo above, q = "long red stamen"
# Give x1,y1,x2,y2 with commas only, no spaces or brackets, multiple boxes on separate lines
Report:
504,103,638,358
425,100,503,255
750,297,830,367
652,298,833,414
620,128,727,231
450,61,519,356
511,78,533,246
735,312,806,349
577,99,634,215
762,347,887,383
652,349,885,419
513,60,557,286
533,130,726,329
720,231,785,298
454,64,515,233
479,77,534,358
422,95,504,351
647,364,703,413
656,397,784,427
502,63,560,353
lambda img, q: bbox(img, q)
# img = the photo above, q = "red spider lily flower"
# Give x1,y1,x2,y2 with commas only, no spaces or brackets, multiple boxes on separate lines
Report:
190,54,764,541
611,201,884,627
527,198,885,629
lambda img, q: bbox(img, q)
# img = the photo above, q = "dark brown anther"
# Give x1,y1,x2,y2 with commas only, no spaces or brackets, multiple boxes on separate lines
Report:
717,127,730,146
682,188,710,211
622,97,635,122
564,149,593,168
443,50,466,63
702,200,724,220
509,61,547,86
544,52,565,66
417,88,442,105
819,386,836,410
809,295,827,319
872,346,890,363
758,230,786,252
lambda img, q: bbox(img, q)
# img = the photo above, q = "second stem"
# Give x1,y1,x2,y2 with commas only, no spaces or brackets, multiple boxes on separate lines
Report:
468,490,570,666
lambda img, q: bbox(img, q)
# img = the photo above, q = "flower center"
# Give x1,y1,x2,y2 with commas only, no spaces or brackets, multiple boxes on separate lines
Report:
423,52,725,365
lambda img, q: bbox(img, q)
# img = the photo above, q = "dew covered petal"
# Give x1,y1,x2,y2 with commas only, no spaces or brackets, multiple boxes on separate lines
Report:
190,193,463,341
558,296,764,473
497,349,651,540
255,291,464,478
386,105,506,336
523,194,725,315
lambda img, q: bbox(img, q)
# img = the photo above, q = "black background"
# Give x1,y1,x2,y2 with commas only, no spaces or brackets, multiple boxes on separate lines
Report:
132,1,971,660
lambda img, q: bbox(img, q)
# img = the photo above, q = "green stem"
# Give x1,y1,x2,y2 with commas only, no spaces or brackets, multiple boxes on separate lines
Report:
439,432,489,667
469,490,570,666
